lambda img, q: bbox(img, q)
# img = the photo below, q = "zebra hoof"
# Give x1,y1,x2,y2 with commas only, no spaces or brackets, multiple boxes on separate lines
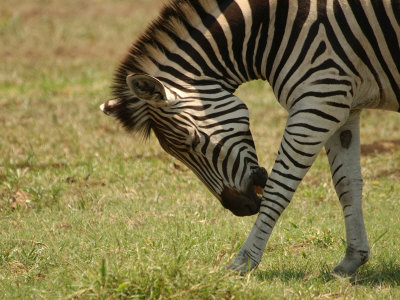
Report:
227,249,259,274
333,260,361,277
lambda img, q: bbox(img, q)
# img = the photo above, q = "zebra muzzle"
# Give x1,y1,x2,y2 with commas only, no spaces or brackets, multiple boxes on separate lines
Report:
220,166,268,217
100,99,119,117
251,167,268,196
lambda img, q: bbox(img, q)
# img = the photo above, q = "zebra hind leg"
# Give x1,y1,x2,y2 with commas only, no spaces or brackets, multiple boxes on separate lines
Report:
325,111,370,276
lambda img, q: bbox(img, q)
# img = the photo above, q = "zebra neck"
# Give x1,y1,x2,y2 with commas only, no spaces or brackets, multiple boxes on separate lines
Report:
122,0,315,92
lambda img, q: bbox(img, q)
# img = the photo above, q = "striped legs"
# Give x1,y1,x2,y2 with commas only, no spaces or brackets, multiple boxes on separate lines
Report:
325,111,369,275
229,100,351,272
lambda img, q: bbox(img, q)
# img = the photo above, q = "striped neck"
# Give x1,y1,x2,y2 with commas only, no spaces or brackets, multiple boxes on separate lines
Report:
118,0,290,93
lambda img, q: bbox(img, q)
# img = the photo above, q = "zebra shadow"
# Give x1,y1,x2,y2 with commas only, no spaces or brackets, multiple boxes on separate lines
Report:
348,262,400,287
255,268,307,282
255,260,400,287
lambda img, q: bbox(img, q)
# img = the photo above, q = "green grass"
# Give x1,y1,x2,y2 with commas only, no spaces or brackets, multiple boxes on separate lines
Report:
1,0,400,298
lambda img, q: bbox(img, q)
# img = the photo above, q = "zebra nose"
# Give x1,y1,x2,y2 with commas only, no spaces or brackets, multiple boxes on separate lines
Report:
251,167,268,194
100,99,119,117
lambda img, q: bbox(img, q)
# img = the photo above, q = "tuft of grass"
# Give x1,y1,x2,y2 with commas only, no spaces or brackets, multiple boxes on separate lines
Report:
1,0,400,299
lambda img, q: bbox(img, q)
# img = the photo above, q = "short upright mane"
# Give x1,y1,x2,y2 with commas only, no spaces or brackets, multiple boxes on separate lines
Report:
113,0,218,91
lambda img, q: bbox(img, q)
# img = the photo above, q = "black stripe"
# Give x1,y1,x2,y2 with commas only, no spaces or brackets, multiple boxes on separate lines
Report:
219,1,248,80
265,0,289,80
257,219,273,230
290,108,341,123
276,159,289,170
370,0,400,107
318,0,361,78
325,101,350,109
181,13,236,86
198,117,249,130
252,0,270,78
268,178,295,192
187,152,222,191
287,123,329,133
333,0,383,99
247,0,270,79
162,28,232,88
280,144,310,169
285,59,348,104
259,211,277,222
264,192,290,204
339,191,349,199
194,1,240,82
311,78,352,87
272,0,311,85
215,100,236,110
311,41,327,63
260,204,281,216
332,163,343,178
331,154,337,166
277,21,320,100
285,129,310,138
290,90,348,109
192,103,248,121
154,41,201,76
271,169,302,181
283,136,315,157
335,176,346,188
293,139,322,146
231,146,248,183
392,1,400,26
212,131,254,168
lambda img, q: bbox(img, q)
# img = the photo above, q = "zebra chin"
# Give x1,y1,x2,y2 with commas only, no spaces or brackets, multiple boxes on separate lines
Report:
220,186,261,216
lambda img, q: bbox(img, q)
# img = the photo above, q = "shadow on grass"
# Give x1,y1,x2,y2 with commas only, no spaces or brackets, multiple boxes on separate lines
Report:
355,260,400,287
255,268,308,282
255,260,400,287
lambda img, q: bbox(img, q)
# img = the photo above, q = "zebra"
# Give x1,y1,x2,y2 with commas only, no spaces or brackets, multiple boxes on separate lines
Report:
100,0,400,276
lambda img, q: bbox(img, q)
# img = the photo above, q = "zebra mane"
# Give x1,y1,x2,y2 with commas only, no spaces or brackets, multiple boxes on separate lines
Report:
113,0,216,79
111,0,218,138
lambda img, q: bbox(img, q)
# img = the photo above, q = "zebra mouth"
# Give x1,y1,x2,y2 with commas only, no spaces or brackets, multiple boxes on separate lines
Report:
220,167,268,216
251,166,268,197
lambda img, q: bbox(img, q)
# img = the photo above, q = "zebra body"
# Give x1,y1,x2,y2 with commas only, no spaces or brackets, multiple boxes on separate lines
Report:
101,0,400,275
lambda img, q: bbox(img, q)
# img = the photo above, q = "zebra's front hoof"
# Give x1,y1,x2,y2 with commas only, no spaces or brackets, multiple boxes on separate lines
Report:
227,249,258,275
333,247,369,277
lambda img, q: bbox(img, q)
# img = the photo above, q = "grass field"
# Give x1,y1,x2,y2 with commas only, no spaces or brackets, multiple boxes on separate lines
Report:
1,0,400,298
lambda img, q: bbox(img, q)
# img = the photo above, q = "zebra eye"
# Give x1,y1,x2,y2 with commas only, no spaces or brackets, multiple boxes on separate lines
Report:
152,92,163,100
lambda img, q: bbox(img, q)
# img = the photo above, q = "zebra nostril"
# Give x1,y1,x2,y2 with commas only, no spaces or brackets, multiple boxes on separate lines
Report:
251,167,268,188
100,99,119,117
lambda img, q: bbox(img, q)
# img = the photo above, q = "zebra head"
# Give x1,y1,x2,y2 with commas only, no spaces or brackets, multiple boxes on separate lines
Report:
101,73,268,216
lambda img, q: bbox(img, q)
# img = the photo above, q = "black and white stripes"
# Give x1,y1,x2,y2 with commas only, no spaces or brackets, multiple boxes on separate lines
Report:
102,0,399,275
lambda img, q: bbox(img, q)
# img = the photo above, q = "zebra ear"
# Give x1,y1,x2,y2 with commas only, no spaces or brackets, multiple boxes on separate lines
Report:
126,74,167,102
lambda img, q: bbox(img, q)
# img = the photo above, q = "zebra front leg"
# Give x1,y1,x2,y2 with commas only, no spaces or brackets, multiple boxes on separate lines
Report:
229,102,351,272
325,111,369,276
